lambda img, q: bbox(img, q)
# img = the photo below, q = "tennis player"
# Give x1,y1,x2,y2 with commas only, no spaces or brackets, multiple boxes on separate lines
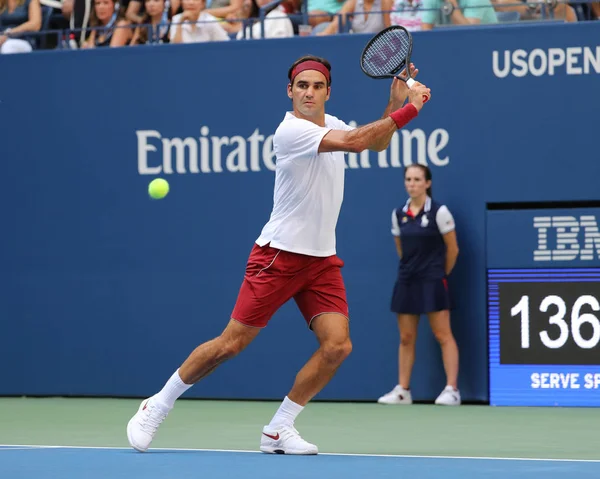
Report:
377,164,461,406
127,55,431,455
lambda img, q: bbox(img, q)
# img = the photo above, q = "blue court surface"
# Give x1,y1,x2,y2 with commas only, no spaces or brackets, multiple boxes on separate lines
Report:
1,446,599,479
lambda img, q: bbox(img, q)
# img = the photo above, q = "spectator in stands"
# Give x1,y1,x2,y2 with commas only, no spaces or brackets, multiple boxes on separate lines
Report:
306,0,345,26
219,0,254,35
61,0,90,45
204,0,242,19
125,0,179,26
390,0,423,30
572,1,599,19
44,0,72,49
129,0,171,43
0,0,41,53
82,0,132,47
234,0,293,38
279,0,301,29
315,0,391,35
420,0,498,28
170,0,229,42
490,0,576,22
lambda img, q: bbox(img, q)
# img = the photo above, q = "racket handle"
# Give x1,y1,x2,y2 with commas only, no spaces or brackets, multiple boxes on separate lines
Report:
405,77,429,103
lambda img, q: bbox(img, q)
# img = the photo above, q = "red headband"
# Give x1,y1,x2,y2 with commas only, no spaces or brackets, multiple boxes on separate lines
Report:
291,61,331,85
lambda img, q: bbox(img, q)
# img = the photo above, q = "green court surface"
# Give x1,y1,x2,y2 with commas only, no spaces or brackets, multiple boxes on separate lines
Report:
1,398,598,460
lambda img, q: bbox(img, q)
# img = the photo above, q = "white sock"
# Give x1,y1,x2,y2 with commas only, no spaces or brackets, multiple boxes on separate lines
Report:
154,369,192,409
268,396,304,428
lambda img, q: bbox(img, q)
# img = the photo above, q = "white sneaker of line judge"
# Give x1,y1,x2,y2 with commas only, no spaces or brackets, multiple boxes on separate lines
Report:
260,425,318,455
127,397,171,452
434,386,461,406
377,385,413,405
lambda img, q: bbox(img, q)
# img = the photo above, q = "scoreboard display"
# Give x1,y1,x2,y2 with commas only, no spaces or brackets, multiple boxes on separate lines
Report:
486,208,600,406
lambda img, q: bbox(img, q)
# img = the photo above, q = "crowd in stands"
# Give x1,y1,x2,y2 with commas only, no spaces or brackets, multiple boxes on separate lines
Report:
0,0,598,53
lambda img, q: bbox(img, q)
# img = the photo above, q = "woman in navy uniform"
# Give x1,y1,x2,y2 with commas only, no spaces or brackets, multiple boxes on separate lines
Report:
378,164,461,406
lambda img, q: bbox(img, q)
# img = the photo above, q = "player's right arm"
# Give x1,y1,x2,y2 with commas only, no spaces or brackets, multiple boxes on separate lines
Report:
318,82,430,154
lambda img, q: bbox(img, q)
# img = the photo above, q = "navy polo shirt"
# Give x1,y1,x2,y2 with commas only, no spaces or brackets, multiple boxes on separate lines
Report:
391,196,455,281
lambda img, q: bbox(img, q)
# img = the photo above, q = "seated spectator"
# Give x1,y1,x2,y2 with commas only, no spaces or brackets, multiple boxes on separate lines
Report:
82,0,132,47
203,0,242,19
490,0,576,22
235,0,293,38
420,0,498,28
170,0,229,42
125,0,179,26
60,0,90,45
390,0,423,30
130,0,171,43
219,0,254,35
316,0,391,35
0,0,42,54
41,0,71,49
307,0,344,26
279,0,301,23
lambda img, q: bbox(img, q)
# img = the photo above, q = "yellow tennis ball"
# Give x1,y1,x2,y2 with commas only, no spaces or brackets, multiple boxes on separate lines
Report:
148,178,169,199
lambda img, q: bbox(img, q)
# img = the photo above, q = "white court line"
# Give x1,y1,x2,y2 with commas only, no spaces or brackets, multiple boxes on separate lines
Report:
0,447,58,451
0,444,598,463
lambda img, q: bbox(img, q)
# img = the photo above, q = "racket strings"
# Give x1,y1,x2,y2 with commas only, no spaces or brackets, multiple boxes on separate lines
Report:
362,30,411,76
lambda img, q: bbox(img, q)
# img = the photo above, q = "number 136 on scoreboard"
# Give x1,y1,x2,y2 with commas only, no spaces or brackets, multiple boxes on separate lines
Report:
488,268,600,406
499,281,600,365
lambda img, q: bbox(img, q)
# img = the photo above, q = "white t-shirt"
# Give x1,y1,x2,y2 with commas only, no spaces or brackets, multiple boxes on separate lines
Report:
256,112,355,257
236,8,294,40
169,12,230,43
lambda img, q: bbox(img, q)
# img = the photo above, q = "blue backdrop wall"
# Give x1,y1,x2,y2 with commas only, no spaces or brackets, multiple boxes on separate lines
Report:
0,22,598,402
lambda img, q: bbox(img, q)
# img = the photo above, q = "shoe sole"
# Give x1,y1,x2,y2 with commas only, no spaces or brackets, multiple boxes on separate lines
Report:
127,417,149,452
127,400,150,453
260,446,318,455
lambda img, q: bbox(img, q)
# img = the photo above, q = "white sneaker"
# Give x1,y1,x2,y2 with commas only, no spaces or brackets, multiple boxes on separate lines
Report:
435,386,461,406
377,385,413,405
127,397,171,452
260,425,318,455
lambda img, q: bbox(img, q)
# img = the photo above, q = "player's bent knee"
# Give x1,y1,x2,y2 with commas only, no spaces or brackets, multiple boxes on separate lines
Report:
214,335,250,361
321,339,352,365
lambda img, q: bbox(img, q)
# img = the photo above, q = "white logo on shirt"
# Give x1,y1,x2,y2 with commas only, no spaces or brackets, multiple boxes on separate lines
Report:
421,215,429,227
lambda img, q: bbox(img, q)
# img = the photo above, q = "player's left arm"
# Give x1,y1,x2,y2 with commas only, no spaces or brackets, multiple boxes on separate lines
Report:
369,64,419,152
437,206,459,275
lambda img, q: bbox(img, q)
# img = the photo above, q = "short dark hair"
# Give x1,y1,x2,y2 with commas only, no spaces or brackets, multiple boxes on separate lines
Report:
287,55,332,87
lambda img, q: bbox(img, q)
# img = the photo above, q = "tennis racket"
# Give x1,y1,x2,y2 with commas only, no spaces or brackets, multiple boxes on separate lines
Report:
360,26,428,102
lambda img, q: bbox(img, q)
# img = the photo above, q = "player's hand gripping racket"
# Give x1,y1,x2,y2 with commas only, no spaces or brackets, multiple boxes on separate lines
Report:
360,26,429,103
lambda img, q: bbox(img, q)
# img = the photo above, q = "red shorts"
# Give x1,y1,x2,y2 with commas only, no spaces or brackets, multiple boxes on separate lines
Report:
231,243,349,328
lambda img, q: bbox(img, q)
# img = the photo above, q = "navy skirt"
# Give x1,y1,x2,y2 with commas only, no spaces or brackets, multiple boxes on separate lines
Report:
391,278,450,314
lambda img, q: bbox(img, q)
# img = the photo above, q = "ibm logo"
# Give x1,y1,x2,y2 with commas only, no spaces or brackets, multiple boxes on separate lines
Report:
534,216,600,261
